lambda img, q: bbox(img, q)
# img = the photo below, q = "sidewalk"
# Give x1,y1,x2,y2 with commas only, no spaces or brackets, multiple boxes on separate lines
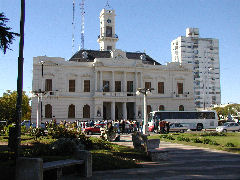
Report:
63,134,240,180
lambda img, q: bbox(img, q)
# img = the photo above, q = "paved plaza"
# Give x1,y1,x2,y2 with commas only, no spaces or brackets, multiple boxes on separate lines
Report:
63,134,240,180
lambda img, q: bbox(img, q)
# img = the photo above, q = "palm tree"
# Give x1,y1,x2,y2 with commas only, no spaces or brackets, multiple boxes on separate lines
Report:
0,12,19,54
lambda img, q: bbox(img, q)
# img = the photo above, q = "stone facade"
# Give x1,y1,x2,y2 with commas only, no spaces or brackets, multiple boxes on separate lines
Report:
31,51,195,122
31,8,195,123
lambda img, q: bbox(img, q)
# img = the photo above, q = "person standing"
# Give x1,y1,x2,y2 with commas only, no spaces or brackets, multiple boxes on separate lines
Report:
159,121,164,134
166,121,170,133
122,120,125,133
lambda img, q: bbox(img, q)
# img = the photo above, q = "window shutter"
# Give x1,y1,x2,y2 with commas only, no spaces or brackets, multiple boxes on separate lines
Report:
84,80,90,92
158,82,164,94
69,80,75,92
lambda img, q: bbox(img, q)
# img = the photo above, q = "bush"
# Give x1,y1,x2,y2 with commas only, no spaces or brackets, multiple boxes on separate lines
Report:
50,138,84,155
91,137,112,150
47,125,79,139
77,134,93,150
225,142,235,147
3,124,15,136
166,135,175,140
29,128,45,140
21,125,28,135
203,138,211,144
200,132,226,137
191,138,202,143
24,142,51,156
177,136,190,142
160,135,168,139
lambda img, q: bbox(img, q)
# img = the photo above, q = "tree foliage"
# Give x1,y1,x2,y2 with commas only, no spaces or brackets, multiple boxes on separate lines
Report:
213,104,240,119
0,90,31,124
0,12,19,54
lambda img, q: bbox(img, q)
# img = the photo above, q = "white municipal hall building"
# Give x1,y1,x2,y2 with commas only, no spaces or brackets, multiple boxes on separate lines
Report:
31,8,195,123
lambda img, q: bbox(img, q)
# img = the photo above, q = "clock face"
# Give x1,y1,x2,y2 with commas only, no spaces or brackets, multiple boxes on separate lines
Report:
107,19,111,23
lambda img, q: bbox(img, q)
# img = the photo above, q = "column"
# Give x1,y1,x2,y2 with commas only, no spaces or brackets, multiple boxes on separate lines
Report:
100,71,103,91
95,71,98,91
123,72,126,92
112,71,115,92
140,72,143,88
111,101,115,120
143,93,148,134
134,102,138,119
122,102,127,120
36,96,41,128
135,72,138,91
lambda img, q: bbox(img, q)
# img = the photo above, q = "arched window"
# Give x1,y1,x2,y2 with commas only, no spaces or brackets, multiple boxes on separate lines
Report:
179,105,184,111
45,104,52,118
68,104,75,118
83,105,90,118
159,105,165,111
147,105,152,115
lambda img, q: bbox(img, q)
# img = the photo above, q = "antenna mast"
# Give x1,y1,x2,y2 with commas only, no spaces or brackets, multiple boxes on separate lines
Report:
80,0,85,50
105,0,111,9
72,0,75,54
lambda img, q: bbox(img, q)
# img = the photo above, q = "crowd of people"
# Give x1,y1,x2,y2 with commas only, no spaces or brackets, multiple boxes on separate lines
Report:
154,120,170,134
79,119,142,134
44,118,171,134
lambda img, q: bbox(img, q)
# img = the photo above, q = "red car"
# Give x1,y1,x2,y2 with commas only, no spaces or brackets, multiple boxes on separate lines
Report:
83,125,102,135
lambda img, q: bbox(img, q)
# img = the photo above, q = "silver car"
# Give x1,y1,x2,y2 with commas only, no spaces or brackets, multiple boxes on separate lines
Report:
216,122,240,132
169,123,188,133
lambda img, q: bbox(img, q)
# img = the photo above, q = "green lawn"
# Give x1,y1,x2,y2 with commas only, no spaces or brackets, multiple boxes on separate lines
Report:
149,132,240,153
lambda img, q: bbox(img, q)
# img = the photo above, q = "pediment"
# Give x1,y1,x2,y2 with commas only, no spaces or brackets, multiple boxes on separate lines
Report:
111,49,127,60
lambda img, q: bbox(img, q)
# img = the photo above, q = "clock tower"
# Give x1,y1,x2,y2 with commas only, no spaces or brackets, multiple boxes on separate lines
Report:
97,8,118,51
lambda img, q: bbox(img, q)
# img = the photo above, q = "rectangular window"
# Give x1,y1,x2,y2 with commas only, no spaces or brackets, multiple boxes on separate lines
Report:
106,26,112,37
158,82,164,94
127,81,133,92
103,81,110,92
115,81,121,92
69,80,75,92
145,82,151,89
45,79,52,91
177,83,183,94
84,80,90,92
107,46,112,51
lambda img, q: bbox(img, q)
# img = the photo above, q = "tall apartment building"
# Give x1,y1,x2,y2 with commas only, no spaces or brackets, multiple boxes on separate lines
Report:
171,28,221,109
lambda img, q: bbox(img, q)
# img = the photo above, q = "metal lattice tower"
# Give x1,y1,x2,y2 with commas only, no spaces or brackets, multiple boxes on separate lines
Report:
72,0,75,54
80,0,85,50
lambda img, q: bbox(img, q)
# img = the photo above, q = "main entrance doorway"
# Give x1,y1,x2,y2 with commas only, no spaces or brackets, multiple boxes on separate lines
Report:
127,102,135,120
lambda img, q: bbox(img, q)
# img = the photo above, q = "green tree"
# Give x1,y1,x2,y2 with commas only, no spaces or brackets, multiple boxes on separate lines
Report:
0,90,31,124
213,104,240,120
0,12,19,54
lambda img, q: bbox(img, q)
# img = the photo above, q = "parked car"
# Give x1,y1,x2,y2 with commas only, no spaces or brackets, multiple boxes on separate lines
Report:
22,121,45,129
31,122,46,129
83,125,103,135
169,123,188,133
21,120,31,128
216,122,240,132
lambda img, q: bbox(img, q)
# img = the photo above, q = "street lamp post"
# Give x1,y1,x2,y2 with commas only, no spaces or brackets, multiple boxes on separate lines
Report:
33,89,45,128
40,61,45,125
136,88,154,134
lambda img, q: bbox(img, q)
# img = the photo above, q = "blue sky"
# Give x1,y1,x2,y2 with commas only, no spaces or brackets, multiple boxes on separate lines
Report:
1,0,240,104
